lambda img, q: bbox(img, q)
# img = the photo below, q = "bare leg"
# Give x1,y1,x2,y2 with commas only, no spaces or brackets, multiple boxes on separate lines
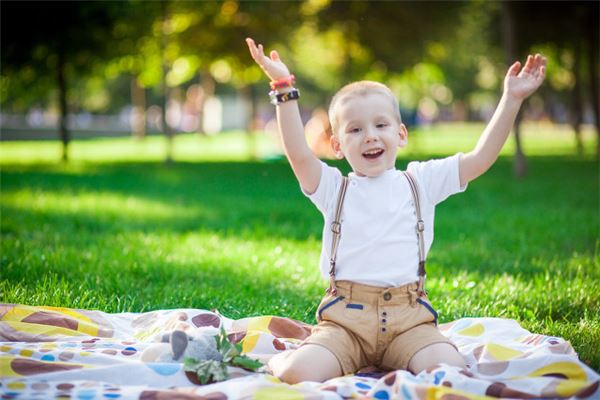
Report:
407,342,466,374
268,344,342,384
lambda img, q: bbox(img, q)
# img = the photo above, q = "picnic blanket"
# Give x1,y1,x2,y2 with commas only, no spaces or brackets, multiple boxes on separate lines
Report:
1,304,598,399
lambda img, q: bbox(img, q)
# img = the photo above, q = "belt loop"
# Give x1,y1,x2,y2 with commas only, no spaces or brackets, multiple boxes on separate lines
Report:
349,282,353,301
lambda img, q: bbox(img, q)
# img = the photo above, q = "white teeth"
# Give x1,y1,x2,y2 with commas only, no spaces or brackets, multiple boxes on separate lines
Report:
363,149,383,155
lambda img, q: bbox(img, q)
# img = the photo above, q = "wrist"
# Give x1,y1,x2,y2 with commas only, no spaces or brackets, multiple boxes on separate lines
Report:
501,91,524,107
270,74,295,91
269,88,300,105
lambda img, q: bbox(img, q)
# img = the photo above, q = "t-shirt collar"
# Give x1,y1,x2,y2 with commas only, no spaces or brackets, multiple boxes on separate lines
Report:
349,167,397,181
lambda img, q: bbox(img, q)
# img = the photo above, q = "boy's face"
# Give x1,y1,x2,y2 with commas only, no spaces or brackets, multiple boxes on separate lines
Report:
330,93,407,177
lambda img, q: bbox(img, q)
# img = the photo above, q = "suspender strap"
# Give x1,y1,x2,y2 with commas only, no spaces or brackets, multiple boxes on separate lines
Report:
327,176,349,295
402,171,427,297
326,172,427,297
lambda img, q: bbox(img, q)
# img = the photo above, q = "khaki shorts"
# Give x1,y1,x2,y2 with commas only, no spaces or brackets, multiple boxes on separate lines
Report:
302,280,456,375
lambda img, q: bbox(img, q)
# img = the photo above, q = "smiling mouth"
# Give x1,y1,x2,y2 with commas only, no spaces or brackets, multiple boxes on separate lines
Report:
362,149,384,159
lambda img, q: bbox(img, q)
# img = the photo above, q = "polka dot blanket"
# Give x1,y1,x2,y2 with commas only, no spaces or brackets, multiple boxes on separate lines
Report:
0,304,598,399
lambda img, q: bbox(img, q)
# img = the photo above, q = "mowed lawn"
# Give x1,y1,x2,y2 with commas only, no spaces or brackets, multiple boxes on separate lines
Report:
1,123,598,370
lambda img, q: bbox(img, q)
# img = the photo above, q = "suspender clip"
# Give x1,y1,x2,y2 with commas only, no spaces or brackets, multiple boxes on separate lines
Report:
330,221,341,234
416,220,425,233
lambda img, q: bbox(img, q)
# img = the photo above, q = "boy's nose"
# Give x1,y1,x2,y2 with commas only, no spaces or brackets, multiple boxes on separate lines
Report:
364,129,378,141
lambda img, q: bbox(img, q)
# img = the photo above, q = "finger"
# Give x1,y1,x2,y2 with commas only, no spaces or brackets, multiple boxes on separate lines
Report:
533,53,543,73
246,38,259,60
534,54,545,78
538,65,546,81
523,55,534,74
246,40,256,58
270,50,280,62
508,61,521,76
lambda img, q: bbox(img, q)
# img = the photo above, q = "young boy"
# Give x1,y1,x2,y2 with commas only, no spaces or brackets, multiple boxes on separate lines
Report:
246,38,546,384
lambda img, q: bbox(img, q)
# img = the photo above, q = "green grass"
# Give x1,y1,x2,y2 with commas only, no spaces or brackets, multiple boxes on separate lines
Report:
1,123,598,370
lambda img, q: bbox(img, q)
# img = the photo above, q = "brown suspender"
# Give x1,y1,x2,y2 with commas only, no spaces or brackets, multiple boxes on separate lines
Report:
326,171,427,297
402,171,427,297
327,176,349,295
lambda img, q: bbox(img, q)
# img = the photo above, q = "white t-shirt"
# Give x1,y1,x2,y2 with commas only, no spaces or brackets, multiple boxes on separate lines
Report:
304,153,467,287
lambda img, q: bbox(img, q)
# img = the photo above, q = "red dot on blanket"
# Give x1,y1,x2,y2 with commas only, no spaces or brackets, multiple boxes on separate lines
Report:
272,339,286,351
57,383,74,391
191,313,221,328
383,372,396,385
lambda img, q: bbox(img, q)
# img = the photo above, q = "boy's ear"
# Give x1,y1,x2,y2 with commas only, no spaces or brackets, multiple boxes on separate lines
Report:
330,134,345,159
398,123,408,147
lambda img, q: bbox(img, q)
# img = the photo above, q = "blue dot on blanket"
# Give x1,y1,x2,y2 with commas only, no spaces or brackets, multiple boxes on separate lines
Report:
147,363,181,376
103,393,121,398
77,391,96,400
40,354,55,361
433,370,445,384
355,382,371,389
373,391,390,399
401,384,412,399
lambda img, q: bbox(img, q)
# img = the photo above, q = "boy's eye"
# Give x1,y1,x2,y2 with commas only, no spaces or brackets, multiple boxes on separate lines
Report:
349,127,361,133
376,123,388,128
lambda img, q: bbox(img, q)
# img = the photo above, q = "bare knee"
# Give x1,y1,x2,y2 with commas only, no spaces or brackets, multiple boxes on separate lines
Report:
270,355,318,384
274,363,311,384
268,345,342,384
408,342,466,375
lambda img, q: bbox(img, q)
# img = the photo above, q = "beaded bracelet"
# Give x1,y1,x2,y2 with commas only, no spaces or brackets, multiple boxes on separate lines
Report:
270,75,296,91
269,89,300,105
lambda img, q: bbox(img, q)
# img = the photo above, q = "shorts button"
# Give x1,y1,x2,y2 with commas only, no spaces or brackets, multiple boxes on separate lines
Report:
382,311,387,316
382,319,386,323
383,292,392,301
382,328,386,332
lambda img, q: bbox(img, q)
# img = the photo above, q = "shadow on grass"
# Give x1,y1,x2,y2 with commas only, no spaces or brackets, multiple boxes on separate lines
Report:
2,155,597,262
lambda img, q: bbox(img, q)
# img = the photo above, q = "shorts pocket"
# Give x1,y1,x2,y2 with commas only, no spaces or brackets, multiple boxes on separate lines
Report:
316,295,345,322
343,301,370,321
416,297,438,325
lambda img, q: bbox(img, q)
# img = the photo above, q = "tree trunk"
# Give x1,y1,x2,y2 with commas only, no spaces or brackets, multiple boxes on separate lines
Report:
198,68,215,135
588,15,600,159
570,41,584,156
161,1,173,164
243,85,257,160
502,1,526,178
131,77,146,140
57,50,69,162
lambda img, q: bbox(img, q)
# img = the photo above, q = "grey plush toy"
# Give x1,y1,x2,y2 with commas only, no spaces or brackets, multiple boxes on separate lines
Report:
141,327,222,363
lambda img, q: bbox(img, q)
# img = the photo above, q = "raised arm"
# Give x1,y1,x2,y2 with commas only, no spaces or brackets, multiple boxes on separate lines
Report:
459,54,546,187
246,38,322,194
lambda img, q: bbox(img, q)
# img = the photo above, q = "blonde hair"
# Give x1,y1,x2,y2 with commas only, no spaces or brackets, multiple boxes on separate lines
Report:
328,81,402,137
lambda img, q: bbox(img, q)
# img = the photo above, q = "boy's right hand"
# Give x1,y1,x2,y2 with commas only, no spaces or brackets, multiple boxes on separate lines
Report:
245,38,291,82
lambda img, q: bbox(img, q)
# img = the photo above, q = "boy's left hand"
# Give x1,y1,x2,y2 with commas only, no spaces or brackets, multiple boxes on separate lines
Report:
504,53,547,101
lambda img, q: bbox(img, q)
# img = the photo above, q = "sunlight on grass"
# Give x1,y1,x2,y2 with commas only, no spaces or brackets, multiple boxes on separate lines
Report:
0,123,596,164
408,122,597,158
1,189,204,220
0,130,281,164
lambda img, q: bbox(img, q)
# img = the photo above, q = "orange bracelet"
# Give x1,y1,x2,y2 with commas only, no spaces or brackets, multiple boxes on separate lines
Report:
270,75,296,91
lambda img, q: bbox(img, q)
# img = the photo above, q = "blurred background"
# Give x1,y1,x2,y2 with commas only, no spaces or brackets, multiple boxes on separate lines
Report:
1,0,598,172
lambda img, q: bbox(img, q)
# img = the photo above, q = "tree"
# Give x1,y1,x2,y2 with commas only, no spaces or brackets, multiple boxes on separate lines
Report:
2,2,127,160
502,1,599,162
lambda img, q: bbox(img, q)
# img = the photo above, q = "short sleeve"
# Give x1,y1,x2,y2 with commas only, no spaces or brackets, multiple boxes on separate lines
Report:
407,153,467,206
302,161,343,215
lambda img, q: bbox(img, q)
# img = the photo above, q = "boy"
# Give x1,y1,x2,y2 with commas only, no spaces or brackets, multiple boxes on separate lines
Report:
246,38,546,384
